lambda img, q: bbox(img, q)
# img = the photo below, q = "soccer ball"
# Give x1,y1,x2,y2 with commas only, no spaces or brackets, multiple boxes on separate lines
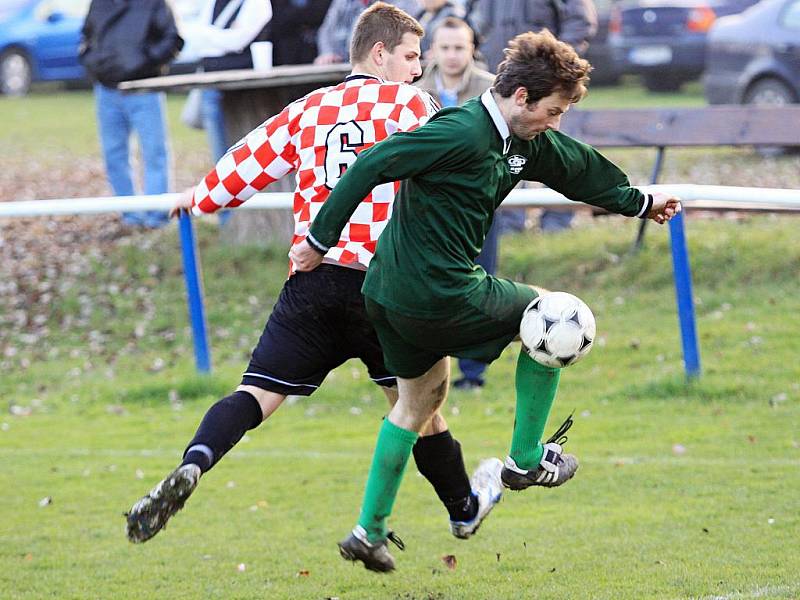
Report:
520,292,596,368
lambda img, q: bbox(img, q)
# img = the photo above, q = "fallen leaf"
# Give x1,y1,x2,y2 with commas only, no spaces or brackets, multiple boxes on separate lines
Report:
441,555,457,570
747,435,757,444
296,570,310,577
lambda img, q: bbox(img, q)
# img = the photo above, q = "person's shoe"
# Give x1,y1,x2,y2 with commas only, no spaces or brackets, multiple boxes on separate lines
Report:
125,463,201,543
450,458,504,539
501,413,578,490
338,526,404,573
453,377,484,390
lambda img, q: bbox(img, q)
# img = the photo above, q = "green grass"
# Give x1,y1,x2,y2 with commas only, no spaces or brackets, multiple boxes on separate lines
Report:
0,90,206,158
2,216,799,599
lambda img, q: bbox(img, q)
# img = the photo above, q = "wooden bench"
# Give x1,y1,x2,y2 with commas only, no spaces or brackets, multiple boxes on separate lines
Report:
560,105,800,248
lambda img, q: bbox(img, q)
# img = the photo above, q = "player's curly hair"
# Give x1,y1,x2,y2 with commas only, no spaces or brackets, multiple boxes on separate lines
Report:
350,2,424,64
494,30,592,104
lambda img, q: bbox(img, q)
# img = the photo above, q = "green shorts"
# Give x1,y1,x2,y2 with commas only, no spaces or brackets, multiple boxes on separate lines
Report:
365,276,538,379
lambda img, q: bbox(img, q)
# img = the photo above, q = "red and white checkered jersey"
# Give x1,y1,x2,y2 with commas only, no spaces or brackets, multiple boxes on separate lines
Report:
191,74,438,269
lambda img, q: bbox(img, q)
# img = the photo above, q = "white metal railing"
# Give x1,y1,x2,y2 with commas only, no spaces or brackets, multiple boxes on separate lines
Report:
2,185,799,217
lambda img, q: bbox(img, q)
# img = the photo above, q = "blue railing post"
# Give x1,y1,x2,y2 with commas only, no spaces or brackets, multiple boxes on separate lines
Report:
668,210,701,378
178,212,212,373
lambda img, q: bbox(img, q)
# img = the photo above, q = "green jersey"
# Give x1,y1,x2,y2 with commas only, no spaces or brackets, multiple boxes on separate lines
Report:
309,90,647,319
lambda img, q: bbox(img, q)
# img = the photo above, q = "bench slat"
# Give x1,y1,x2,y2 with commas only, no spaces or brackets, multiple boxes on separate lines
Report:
560,105,800,147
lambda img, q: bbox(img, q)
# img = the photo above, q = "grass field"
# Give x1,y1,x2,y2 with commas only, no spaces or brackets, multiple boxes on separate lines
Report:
1,83,799,599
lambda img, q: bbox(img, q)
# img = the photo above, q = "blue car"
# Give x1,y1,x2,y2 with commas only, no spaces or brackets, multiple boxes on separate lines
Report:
704,0,800,104
0,0,90,95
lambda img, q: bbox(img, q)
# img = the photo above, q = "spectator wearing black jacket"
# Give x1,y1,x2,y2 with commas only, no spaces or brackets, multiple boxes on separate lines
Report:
268,0,332,66
80,0,183,228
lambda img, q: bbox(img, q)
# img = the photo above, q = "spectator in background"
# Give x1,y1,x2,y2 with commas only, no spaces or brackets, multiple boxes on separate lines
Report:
315,0,418,64
415,16,494,390
472,0,597,232
268,0,333,66
79,0,183,228
412,0,466,55
180,0,273,162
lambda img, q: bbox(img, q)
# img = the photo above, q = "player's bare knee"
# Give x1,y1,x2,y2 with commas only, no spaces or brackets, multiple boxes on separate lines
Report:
236,385,286,421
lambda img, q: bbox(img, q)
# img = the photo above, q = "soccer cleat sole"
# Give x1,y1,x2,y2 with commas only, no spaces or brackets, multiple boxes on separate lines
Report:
125,465,200,543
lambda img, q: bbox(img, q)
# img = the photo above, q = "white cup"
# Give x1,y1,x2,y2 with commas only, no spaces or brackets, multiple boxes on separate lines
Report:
251,41,273,71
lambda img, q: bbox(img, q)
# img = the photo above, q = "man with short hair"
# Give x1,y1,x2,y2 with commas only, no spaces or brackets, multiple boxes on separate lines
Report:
125,2,502,547
292,29,681,572
315,0,419,64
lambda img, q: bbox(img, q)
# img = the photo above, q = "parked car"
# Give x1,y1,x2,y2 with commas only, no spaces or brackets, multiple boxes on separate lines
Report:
704,0,800,104
609,0,760,91
0,0,90,95
585,0,623,85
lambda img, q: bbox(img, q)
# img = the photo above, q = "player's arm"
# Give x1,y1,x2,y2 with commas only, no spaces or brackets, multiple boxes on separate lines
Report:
173,106,297,217
291,113,473,270
527,130,680,223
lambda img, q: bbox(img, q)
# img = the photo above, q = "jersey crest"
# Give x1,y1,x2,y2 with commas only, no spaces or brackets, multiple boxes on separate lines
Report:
507,154,527,175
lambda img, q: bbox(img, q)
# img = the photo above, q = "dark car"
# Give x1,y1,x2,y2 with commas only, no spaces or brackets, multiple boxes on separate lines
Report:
585,0,623,85
609,0,759,91
0,0,90,95
704,0,800,104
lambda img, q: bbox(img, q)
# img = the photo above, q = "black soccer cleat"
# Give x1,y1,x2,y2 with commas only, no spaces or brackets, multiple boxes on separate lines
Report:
501,413,579,490
338,526,404,573
125,464,201,543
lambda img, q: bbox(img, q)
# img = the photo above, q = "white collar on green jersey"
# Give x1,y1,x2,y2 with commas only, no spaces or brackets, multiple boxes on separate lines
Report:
480,89,511,154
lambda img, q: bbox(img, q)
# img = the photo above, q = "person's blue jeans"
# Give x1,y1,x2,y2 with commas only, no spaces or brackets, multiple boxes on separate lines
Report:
202,88,231,224
94,84,170,227
457,219,501,384
202,88,229,161
540,209,574,232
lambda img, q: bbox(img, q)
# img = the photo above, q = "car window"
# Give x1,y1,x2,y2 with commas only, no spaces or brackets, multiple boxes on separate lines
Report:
0,0,32,22
33,0,90,21
780,0,800,28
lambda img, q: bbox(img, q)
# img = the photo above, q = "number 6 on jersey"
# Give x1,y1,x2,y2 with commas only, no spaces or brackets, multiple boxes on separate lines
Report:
324,121,365,189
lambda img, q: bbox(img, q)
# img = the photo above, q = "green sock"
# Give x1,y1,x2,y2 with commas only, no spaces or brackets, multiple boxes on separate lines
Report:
357,418,419,543
509,350,561,470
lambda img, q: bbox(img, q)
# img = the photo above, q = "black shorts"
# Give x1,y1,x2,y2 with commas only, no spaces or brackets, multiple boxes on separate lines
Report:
240,264,396,396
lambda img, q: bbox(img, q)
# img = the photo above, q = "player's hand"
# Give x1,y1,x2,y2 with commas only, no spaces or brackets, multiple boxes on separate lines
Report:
647,192,682,224
289,239,324,272
169,187,195,219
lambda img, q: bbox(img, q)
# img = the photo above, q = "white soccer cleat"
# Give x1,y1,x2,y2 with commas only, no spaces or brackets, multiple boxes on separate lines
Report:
450,458,504,539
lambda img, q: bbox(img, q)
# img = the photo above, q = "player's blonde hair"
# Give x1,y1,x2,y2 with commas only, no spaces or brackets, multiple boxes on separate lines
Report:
350,2,424,64
494,30,591,104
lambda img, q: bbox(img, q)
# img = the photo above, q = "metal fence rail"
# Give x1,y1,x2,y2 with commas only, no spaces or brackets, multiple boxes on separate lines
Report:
2,185,799,378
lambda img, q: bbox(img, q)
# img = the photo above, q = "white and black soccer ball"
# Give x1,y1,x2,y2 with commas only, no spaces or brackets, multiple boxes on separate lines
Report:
520,292,596,368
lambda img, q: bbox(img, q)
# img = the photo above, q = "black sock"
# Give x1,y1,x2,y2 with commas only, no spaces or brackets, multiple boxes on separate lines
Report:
181,390,263,473
412,430,477,522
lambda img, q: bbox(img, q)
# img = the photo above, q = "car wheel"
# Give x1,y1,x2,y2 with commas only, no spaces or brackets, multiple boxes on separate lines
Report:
643,74,685,93
0,49,33,96
744,77,796,106
744,78,798,157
